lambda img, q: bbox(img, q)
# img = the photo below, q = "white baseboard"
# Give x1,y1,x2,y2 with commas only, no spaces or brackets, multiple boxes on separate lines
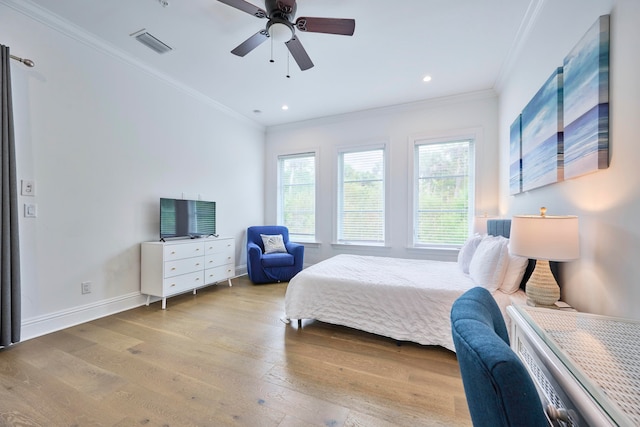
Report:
21,268,250,342
21,292,148,341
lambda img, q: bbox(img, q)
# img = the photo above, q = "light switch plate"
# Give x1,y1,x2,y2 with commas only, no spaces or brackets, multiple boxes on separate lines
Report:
21,180,35,196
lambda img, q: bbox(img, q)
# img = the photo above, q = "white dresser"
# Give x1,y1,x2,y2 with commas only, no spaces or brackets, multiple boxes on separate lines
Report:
508,304,640,426
141,237,235,309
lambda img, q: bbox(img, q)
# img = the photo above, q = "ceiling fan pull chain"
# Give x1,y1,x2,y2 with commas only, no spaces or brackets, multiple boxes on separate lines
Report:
270,33,275,63
286,51,290,78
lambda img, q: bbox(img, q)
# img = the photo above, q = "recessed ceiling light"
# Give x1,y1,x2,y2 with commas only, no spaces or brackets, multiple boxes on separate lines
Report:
282,105,289,111
423,75,432,82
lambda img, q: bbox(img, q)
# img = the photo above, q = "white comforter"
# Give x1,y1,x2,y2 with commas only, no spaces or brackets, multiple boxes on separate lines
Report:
284,254,525,352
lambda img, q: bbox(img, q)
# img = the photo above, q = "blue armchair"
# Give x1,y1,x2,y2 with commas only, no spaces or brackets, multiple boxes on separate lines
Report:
450,287,548,427
246,226,304,284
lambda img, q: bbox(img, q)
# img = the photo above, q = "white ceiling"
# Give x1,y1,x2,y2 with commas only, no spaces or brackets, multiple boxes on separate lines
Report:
24,0,538,127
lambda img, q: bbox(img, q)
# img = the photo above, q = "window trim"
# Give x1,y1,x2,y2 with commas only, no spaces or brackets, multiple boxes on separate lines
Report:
408,129,477,249
334,142,389,247
276,150,319,243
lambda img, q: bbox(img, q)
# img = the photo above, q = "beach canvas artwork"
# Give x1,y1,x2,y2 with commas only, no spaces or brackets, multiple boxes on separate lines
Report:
563,15,610,179
521,68,564,192
510,115,522,195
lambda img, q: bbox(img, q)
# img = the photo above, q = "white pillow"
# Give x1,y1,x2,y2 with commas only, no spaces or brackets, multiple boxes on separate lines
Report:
469,235,510,292
500,249,529,294
260,234,287,254
457,234,483,274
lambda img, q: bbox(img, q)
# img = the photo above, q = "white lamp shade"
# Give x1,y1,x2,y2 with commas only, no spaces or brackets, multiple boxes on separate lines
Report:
510,215,579,261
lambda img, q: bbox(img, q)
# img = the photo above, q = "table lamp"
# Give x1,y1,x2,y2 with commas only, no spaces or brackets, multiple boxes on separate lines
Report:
510,208,579,307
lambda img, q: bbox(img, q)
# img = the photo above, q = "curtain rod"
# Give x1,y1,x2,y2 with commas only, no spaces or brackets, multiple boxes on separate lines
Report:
9,54,35,68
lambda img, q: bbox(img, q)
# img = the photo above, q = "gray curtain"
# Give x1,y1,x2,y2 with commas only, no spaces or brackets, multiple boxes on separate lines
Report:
0,45,21,346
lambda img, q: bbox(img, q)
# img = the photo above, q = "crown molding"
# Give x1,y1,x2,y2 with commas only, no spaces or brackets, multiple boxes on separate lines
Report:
493,0,546,94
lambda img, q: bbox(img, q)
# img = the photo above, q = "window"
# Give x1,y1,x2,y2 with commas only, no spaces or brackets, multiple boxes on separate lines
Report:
337,147,385,245
277,153,316,242
414,138,474,247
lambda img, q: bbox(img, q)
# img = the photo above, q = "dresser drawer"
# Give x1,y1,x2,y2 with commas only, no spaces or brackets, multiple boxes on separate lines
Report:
164,256,205,278
205,264,235,284
163,242,204,261
205,239,233,254
163,271,204,296
205,252,233,269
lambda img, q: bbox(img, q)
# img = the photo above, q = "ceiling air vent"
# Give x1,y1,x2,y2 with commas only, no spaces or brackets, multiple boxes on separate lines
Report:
131,29,173,54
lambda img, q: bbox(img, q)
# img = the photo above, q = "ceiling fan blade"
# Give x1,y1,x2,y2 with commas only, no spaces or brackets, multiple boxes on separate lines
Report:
231,30,269,57
295,17,355,36
217,0,267,18
285,36,314,71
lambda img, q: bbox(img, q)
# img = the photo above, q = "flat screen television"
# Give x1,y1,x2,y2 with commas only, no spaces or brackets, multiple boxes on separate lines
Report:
159,198,216,240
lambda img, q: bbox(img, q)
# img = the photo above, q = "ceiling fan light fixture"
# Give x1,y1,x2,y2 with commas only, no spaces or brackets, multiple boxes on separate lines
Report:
269,22,293,42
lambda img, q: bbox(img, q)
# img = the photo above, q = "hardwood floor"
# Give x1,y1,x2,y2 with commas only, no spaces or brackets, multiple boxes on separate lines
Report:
0,276,472,426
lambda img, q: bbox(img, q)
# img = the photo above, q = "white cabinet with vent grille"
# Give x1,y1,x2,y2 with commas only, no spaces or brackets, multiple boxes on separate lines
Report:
141,237,235,309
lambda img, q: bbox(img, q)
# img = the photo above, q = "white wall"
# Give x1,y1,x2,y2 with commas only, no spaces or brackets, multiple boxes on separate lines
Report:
265,91,500,265
2,3,265,339
498,0,640,318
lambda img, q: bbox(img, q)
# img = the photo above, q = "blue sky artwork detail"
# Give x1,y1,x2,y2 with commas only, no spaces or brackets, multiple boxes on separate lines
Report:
563,15,610,179
521,68,564,192
510,115,522,195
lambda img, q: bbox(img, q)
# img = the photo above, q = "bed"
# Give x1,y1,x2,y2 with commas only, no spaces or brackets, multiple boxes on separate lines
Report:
283,219,532,352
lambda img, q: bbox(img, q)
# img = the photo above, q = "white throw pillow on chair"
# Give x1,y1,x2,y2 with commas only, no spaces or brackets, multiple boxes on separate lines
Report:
261,234,287,254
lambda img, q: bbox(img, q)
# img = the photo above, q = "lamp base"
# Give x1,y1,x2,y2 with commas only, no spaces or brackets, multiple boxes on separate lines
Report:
525,259,560,307
526,299,560,309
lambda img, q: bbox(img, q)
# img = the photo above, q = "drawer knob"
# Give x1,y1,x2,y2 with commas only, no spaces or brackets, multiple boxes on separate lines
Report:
546,405,570,423
170,283,176,287
171,267,176,271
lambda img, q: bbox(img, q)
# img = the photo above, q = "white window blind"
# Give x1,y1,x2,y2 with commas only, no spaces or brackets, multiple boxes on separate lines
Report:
414,139,473,247
277,153,316,241
338,148,385,244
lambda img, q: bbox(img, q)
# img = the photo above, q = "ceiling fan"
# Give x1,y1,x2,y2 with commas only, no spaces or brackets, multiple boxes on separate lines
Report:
217,0,355,71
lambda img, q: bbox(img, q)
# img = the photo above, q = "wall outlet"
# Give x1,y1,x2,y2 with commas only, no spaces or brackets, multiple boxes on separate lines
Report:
24,203,37,218
81,281,92,294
